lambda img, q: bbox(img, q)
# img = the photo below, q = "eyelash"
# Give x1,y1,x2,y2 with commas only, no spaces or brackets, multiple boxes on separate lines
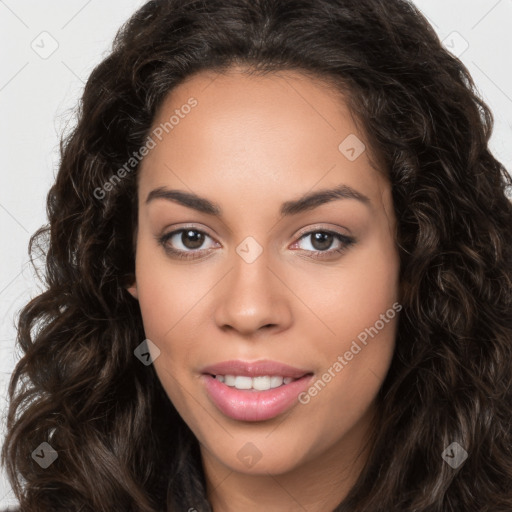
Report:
157,226,356,261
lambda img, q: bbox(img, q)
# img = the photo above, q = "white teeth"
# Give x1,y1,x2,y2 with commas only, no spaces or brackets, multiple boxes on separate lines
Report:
224,375,236,386
269,376,283,388
214,374,297,390
234,376,253,389
253,376,281,390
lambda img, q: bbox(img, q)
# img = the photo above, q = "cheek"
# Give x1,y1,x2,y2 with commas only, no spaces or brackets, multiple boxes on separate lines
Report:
133,252,201,417
298,308,398,450
294,232,400,346
134,239,211,341
133,241,215,407
298,229,400,412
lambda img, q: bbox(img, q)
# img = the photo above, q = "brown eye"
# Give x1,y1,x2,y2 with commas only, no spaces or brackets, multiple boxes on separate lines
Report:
309,232,334,251
158,228,218,260
292,229,356,260
180,229,205,249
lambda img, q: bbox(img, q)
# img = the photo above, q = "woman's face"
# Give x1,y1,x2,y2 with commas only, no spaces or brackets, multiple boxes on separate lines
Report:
128,67,400,481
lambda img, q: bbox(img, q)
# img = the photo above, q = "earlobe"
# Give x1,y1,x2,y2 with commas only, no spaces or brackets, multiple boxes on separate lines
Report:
126,283,138,300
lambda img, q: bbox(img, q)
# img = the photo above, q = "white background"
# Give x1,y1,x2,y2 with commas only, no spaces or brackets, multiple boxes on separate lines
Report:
1,0,511,507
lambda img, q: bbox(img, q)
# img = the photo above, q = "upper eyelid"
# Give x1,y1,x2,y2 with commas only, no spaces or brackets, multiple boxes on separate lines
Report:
294,223,352,239
163,225,218,243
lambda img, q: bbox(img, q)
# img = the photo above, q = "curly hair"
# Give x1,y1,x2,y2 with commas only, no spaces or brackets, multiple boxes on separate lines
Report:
2,0,512,510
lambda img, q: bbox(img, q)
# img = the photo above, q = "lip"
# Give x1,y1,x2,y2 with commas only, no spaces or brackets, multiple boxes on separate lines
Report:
200,359,311,379
200,359,314,422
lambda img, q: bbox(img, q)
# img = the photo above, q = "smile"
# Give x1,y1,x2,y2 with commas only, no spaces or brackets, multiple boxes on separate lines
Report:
202,374,314,422
212,374,298,391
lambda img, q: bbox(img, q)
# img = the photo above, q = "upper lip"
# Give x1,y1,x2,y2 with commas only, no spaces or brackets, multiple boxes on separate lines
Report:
201,359,312,379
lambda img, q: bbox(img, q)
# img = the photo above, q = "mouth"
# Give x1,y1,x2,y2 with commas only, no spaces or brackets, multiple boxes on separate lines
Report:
200,360,314,422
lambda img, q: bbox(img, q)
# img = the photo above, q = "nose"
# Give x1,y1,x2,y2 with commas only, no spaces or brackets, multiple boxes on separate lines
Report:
213,247,293,337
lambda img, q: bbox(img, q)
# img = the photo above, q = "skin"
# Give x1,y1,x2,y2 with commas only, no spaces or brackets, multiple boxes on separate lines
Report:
127,66,401,511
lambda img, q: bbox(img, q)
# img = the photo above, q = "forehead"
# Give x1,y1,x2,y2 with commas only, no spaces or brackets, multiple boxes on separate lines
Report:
138,67,388,213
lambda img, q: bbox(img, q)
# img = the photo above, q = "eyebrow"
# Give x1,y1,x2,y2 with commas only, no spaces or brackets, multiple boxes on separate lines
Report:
145,183,371,217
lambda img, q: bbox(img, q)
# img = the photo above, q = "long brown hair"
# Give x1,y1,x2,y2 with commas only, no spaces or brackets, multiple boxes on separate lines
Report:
2,0,512,510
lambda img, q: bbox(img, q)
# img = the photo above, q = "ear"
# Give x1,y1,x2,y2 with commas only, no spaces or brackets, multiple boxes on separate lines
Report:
126,281,138,300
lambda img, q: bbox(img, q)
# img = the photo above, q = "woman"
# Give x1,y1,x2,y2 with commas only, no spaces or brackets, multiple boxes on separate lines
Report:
2,0,511,510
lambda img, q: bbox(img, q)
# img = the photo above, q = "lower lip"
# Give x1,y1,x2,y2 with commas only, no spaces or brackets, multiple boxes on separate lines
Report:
201,374,314,422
